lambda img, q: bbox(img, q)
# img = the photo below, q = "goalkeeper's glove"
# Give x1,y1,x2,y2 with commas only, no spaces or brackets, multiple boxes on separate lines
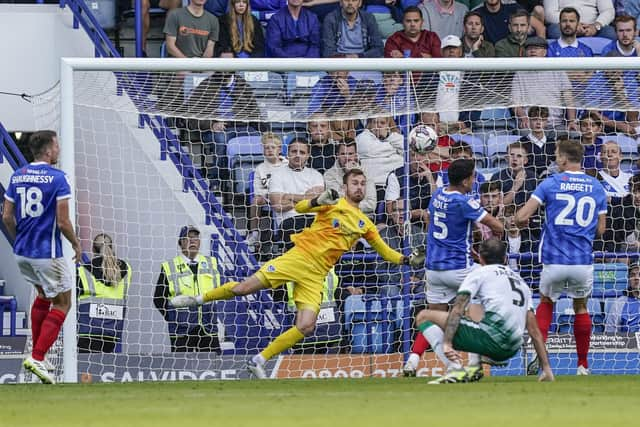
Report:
314,189,340,206
403,246,426,268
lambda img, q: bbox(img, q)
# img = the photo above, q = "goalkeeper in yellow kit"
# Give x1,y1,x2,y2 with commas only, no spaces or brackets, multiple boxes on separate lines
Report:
171,168,424,378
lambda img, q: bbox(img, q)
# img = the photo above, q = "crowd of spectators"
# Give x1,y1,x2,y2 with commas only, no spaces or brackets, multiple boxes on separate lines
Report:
137,0,640,336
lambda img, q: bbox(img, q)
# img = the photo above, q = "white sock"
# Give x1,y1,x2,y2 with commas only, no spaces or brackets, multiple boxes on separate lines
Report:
468,353,480,367
406,353,420,369
422,324,462,372
252,354,266,365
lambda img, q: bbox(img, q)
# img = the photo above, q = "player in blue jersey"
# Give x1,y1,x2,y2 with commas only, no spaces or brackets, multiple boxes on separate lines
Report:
403,158,504,378
2,131,82,384
516,139,607,375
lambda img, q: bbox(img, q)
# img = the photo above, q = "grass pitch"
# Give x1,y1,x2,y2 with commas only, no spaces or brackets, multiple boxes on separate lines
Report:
1,376,637,427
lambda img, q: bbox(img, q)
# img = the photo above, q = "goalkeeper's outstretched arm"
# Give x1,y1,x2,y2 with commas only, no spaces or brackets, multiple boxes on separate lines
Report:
366,232,425,268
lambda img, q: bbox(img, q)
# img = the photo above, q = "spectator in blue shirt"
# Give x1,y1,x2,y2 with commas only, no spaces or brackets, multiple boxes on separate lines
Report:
321,0,384,58
547,7,594,57
605,262,640,333
308,71,358,114
266,0,321,57
579,110,604,172
602,15,640,57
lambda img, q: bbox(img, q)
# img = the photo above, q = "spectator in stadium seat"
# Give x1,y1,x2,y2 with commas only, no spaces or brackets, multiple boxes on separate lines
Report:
247,133,289,249
544,0,616,40
308,71,358,115
384,6,442,57
596,140,633,199
375,71,417,131
519,106,557,178
363,0,403,38
307,113,338,174
494,9,530,57
579,110,604,172
490,142,538,208
512,36,578,132
418,0,468,41
356,113,405,185
163,0,219,58
268,139,325,247
435,36,467,124
321,0,384,58
266,0,321,57
475,0,528,44
602,15,640,57
154,226,222,352
77,234,132,353
180,71,260,187
547,7,594,57
215,0,265,57
605,261,640,332
461,11,496,57
324,139,378,218
515,0,546,36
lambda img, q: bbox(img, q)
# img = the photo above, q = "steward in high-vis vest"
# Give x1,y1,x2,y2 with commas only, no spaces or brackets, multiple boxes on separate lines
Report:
285,268,342,353
153,226,221,352
77,234,131,353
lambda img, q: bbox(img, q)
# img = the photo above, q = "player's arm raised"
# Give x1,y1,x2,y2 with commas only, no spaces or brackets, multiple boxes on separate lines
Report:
526,310,555,382
2,199,16,241
56,198,82,262
514,197,541,228
479,213,504,239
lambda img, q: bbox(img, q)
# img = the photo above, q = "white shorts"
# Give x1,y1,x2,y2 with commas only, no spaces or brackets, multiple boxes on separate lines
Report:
426,264,479,304
539,264,593,302
16,255,73,298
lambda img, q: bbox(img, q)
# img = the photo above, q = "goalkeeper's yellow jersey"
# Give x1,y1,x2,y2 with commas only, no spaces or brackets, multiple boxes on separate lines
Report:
291,198,404,272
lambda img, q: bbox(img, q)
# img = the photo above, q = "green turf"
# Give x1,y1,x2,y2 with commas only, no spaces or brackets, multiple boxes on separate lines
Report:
1,376,638,427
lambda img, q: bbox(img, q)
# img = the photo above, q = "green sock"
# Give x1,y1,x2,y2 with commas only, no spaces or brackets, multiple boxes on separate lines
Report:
202,281,238,302
260,326,305,361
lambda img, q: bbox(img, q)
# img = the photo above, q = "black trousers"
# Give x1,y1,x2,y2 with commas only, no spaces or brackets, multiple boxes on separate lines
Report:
170,327,221,353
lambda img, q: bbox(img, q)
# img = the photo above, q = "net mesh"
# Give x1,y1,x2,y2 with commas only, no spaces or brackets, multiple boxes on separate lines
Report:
28,66,640,382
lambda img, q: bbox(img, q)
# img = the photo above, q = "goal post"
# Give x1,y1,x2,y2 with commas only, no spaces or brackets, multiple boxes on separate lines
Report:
47,56,640,383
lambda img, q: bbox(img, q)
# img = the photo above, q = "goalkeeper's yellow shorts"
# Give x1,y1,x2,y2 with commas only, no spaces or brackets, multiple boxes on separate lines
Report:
255,247,325,313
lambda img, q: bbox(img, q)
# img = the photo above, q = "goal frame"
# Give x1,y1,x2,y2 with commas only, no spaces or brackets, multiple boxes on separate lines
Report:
59,56,640,383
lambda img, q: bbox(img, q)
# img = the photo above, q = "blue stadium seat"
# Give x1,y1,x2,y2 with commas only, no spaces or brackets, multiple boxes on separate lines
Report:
578,37,612,56
474,107,515,130
227,135,264,193
486,134,521,168
593,263,628,298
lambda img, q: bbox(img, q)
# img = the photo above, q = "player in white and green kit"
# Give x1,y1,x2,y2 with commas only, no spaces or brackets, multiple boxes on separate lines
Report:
416,239,554,384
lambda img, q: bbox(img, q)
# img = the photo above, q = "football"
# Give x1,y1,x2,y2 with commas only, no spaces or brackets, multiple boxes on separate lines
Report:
408,125,438,153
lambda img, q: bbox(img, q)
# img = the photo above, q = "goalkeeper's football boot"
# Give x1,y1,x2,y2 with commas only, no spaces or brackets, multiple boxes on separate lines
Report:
23,357,56,384
427,369,469,384
465,365,484,382
170,295,200,308
246,358,267,379
526,356,540,376
402,361,417,377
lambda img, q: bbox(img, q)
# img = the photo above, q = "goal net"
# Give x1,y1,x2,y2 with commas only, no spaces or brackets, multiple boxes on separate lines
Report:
28,57,640,383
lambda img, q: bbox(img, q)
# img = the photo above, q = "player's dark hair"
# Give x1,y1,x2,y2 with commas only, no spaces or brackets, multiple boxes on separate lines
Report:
287,138,310,153
343,168,365,184
560,7,580,22
508,142,529,154
463,11,483,26
580,110,603,128
447,158,475,186
614,14,637,29
29,130,57,158
479,238,507,265
556,139,584,164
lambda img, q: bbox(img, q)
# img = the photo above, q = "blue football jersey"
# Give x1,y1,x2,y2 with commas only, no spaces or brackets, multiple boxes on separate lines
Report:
426,188,488,270
532,171,607,265
4,162,72,259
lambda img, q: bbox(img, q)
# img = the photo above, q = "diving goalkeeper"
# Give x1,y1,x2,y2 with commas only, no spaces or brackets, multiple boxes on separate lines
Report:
171,168,424,378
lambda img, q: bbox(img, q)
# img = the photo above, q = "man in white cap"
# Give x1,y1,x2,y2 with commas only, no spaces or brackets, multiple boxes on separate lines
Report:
436,35,464,123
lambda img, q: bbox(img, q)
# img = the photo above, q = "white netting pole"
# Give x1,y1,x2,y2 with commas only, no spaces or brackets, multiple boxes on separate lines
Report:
60,59,78,384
